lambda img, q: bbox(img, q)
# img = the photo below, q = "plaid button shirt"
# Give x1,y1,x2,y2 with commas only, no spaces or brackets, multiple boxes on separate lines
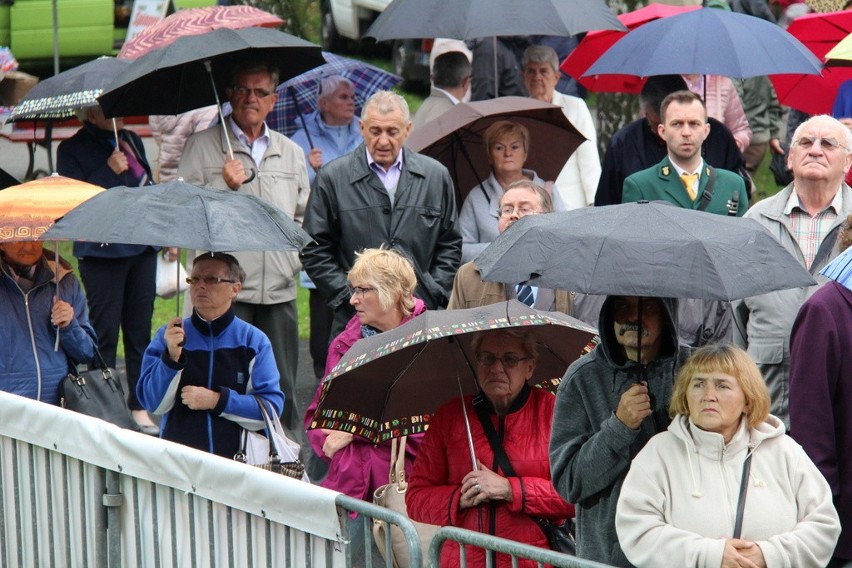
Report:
784,189,843,269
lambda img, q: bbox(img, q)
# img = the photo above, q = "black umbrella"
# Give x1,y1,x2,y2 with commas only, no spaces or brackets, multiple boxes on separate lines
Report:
98,27,322,117
41,179,311,252
363,0,624,97
475,201,816,301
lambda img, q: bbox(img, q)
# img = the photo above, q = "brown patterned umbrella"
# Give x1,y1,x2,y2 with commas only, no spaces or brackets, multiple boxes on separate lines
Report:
118,5,284,60
805,0,851,13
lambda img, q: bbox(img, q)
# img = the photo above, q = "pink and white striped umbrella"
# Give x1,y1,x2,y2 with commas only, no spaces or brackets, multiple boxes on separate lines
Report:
118,5,284,60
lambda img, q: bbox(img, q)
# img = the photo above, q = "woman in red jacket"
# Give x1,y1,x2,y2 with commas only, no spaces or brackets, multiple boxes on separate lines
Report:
406,328,574,567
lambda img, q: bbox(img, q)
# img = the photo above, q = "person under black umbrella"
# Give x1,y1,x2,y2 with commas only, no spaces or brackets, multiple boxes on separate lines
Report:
549,294,690,566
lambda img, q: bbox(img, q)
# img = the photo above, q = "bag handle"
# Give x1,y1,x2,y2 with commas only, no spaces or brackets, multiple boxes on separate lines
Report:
389,436,408,488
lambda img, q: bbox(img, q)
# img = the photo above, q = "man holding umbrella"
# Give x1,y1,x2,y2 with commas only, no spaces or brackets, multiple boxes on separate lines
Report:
178,61,310,435
550,295,690,567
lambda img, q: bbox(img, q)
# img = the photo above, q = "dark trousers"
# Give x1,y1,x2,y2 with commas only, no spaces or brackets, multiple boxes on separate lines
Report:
78,250,157,411
309,289,333,379
232,300,301,437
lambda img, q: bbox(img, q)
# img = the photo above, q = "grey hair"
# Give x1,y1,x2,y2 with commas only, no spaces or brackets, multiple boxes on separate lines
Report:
503,179,554,214
471,329,539,360
230,62,280,89
522,45,560,74
791,114,852,155
362,90,410,124
431,51,471,89
318,75,354,102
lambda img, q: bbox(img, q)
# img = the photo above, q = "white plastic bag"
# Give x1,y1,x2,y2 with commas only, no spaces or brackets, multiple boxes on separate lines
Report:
155,253,189,299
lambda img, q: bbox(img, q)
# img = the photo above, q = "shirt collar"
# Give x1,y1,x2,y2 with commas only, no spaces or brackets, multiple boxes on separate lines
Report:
228,116,269,146
784,188,843,216
670,158,705,178
433,86,460,105
366,146,404,174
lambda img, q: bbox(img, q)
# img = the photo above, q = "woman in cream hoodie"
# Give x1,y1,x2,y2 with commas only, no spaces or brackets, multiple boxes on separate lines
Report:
616,343,839,568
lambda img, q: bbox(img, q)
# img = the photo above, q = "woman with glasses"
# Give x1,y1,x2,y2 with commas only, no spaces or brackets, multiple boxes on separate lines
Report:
457,120,563,263
303,248,426,555
406,329,574,567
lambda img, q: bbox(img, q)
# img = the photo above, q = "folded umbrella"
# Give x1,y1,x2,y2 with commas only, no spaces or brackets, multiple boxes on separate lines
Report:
475,201,817,301
310,300,597,444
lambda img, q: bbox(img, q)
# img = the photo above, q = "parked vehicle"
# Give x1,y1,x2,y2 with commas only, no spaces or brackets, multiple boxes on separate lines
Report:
320,0,430,87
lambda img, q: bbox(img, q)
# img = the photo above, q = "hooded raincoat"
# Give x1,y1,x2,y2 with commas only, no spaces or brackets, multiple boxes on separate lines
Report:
616,414,840,568
549,296,691,567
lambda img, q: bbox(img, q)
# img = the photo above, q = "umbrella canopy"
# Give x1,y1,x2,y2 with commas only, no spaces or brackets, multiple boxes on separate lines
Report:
97,27,323,118
561,3,700,94
826,31,852,66
310,300,597,444
41,179,310,252
771,10,852,115
475,201,817,301
820,246,852,290
9,57,131,121
406,96,586,205
118,5,284,60
364,0,625,42
0,174,104,242
584,8,823,80
266,51,400,137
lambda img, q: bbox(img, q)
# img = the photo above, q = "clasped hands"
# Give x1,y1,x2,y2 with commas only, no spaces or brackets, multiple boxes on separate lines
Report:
459,460,512,509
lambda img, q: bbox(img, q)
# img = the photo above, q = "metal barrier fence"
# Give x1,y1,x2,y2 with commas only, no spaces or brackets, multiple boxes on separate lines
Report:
0,391,615,568
429,526,614,568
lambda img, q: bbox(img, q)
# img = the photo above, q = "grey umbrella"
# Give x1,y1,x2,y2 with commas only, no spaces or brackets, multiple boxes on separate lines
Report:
475,200,816,301
41,179,311,252
364,0,625,96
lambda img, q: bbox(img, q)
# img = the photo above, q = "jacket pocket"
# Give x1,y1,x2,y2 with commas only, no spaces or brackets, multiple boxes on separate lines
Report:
747,341,784,365
416,206,442,229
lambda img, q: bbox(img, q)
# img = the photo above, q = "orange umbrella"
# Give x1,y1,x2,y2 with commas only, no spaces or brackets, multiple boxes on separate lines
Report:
0,174,104,242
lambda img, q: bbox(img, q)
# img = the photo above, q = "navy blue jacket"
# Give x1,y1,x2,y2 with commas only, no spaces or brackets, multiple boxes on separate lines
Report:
56,122,155,259
137,308,284,458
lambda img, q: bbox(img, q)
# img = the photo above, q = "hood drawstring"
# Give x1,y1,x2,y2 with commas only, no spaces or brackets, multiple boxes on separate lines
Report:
684,437,703,498
745,443,766,488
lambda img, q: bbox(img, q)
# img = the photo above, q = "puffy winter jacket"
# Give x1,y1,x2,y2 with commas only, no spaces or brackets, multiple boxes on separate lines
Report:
0,253,96,404
407,386,574,568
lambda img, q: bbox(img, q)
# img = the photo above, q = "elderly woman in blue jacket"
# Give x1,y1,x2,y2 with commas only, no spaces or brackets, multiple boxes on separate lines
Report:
0,241,96,404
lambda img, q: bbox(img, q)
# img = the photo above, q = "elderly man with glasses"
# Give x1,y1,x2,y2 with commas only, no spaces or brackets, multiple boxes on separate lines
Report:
137,253,284,458
178,62,310,436
733,114,852,428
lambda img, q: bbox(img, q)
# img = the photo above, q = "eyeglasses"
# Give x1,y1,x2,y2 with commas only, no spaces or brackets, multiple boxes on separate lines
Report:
475,353,532,368
347,285,376,298
185,276,237,286
231,86,274,99
497,205,539,218
793,136,849,152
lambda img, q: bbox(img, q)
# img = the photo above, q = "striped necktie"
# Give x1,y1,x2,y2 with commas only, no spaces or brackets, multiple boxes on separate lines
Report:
516,284,534,307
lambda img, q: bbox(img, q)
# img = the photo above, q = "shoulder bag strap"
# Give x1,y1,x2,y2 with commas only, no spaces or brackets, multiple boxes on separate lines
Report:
390,436,408,487
472,395,516,477
732,452,753,539
253,395,283,461
697,167,716,213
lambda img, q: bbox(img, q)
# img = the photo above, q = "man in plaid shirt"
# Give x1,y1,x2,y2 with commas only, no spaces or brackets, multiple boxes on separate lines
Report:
733,114,852,428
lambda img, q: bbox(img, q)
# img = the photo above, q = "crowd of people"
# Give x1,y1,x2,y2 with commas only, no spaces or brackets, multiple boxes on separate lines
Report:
3,2,852,566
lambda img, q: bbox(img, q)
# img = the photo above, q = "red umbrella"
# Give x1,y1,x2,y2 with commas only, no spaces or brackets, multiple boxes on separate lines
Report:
770,10,852,115
118,5,284,60
561,3,700,93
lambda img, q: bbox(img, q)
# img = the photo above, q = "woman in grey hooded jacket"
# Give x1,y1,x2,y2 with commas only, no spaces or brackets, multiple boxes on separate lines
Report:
616,344,839,568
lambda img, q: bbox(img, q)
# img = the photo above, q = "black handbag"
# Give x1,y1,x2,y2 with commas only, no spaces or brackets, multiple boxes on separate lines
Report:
769,145,793,187
536,518,577,556
60,349,140,432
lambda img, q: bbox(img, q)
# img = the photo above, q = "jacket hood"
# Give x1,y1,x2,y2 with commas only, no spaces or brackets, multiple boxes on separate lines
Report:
597,295,680,369
1,250,74,288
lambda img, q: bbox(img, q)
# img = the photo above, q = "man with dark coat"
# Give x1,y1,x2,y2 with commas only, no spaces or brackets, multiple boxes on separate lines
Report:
595,75,747,207
300,90,462,335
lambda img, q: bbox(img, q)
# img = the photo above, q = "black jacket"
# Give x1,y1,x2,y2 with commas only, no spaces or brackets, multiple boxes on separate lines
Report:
300,145,462,319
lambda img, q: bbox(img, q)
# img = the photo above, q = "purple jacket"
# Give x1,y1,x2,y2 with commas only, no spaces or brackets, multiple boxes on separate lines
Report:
789,281,852,560
304,298,427,500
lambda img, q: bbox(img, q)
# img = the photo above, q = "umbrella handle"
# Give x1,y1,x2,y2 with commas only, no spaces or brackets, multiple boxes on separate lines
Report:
243,168,256,184
204,60,235,160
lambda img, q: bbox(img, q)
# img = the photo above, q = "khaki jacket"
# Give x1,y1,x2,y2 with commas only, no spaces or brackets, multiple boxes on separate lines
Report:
448,261,572,313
